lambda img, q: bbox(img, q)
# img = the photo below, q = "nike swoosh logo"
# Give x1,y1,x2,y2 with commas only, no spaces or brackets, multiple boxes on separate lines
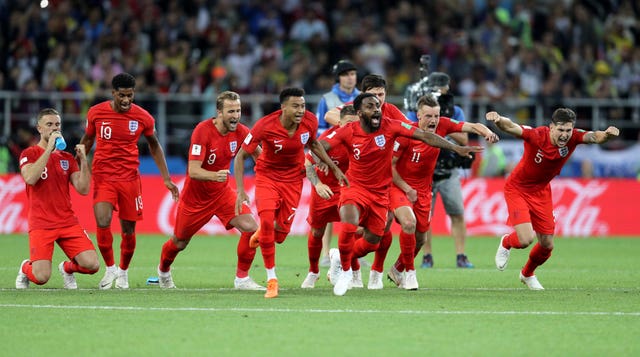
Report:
100,282,111,288
274,140,283,143
102,122,111,125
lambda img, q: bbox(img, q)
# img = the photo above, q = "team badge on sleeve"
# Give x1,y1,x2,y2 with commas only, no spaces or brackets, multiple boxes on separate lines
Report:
301,132,309,145
191,144,202,156
230,141,237,153
374,135,386,147
60,160,69,171
243,133,253,144
129,120,139,132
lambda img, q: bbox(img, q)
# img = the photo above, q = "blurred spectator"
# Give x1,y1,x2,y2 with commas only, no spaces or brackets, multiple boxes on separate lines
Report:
0,136,14,173
225,39,258,93
357,32,393,77
478,141,507,177
289,5,329,43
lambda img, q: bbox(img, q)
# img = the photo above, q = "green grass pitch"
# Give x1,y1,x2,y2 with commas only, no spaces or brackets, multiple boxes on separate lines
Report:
1,233,638,356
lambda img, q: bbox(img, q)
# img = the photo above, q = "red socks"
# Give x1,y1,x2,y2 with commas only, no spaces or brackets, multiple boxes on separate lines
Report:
159,238,181,272
119,232,136,270
258,211,276,269
96,226,114,267
522,243,553,277
63,260,98,275
502,231,522,249
338,223,358,270
274,231,288,244
398,231,416,271
307,231,323,274
236,231,256,278
22,261,45,285
370,231,391,272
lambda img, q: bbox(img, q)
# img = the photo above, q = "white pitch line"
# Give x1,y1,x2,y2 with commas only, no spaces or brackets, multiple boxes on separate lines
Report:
0,304,638,316
0,286,638,292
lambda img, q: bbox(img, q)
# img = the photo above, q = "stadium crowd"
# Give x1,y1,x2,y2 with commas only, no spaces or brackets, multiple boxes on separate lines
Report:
2,1,639,100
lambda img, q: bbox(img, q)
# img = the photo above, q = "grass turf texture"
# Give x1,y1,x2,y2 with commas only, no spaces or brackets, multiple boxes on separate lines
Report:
1,233,638,356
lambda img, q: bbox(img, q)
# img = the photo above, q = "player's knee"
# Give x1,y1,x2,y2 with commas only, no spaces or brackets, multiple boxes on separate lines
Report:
95,214,112,228
174,239,190,250
539,236,554,250
400,220,416,234
84,261,100,274
33,270,51,285
520,234,536,247
244,221,259,232
449,214,464,225
310,227,324,239
234,216,258,232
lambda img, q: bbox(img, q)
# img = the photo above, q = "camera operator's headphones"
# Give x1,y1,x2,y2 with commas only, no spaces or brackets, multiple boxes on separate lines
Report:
332,60,357,81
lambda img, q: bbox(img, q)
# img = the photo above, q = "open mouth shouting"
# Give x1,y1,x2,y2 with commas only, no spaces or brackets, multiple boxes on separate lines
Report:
370,113,382,127
228,118,239,131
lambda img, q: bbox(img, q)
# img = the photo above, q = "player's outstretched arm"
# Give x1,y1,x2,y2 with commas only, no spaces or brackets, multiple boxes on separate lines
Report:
412,129,484,158
485,111,523,137
583,126,620,144
462,122,500,143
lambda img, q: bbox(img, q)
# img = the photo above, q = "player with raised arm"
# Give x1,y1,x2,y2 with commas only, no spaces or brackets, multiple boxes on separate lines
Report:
156,91,263,290
321,92,483,296
234,87,346,298
80,73,179,290
386,95,498,290
487,108,619,290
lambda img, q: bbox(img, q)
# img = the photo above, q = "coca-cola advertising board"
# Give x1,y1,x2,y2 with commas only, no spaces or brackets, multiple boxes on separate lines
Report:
1,175,638,236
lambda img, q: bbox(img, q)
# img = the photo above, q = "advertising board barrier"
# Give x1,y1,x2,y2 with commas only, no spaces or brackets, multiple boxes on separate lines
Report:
1,175,638,237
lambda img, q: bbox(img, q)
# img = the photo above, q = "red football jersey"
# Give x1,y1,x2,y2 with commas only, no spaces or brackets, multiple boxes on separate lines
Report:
394,117,464,189
19,146,80,230
306,125,350,190
181,119,250,206
242,109,318,182
324,116,417,193
85,101,155,182
507,125,587,192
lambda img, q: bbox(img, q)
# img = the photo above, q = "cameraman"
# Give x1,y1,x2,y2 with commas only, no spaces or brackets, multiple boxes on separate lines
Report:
406,72,475,268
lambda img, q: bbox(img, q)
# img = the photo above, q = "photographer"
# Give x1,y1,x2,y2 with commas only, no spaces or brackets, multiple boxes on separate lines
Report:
405,70,475,268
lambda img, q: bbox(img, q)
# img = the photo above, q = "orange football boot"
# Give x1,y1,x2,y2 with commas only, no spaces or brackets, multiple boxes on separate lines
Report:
264,278,278,298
